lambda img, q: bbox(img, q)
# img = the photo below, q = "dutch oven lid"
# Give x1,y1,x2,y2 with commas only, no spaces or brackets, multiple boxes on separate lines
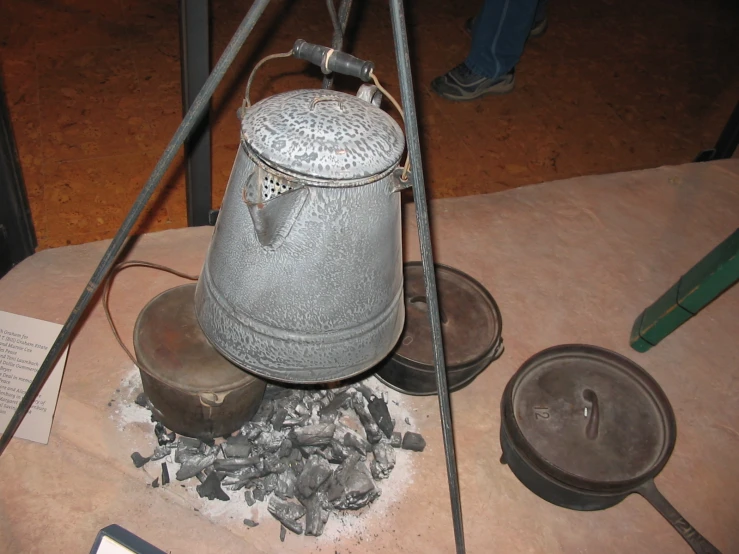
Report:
241,89,405,183
504,345,676,490
395,263,502,370
375,262,503,395
134,284,258,394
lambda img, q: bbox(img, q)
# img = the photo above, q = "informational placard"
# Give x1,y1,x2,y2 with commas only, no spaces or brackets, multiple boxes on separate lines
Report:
0,310,68,444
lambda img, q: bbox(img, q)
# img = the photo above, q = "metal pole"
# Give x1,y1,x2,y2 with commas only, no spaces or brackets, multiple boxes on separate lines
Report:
694,99,739,162
0,74,36,277
322,0,354,90
0,0,273,457
388,1,465,552
180,0,213,226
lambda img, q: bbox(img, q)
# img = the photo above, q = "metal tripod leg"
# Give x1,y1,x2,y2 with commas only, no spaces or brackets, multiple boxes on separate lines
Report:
389,1,466,553
0,0,274,457
323,0,354,89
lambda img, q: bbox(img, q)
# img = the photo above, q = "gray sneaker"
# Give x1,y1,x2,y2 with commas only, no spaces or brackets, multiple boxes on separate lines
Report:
464,16,548,39
431,63,515,101
529,17,548,38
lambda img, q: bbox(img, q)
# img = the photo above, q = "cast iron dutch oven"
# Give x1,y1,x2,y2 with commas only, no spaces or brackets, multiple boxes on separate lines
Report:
500,344,721,554
133,283,266,440
375,262,503,395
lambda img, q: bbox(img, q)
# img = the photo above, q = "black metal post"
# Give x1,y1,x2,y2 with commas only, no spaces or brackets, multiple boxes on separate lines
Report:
180,0,213,226
0,75,36,278
694,100,739,162
388,1,465,552
0,0,273,457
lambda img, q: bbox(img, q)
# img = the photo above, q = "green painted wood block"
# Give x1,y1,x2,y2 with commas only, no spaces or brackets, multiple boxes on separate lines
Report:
677,229,739,312
629,313,654,353
630,228,739,352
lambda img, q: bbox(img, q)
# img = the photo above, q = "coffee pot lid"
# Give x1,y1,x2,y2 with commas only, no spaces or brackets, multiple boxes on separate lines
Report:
241,89,405,183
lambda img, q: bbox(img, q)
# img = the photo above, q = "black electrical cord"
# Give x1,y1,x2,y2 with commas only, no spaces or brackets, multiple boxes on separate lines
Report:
103,260,198,373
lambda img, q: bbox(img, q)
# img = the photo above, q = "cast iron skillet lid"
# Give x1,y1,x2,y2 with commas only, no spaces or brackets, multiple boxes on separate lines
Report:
502,344,676,493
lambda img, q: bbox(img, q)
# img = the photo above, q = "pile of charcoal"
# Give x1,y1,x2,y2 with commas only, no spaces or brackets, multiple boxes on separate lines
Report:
130,382,425,539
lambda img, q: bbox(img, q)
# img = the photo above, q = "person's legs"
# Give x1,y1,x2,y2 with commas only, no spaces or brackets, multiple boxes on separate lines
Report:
530,0,549,37
465,0,549,39
431,0,538,100
535,0,549,24
465,0,538,80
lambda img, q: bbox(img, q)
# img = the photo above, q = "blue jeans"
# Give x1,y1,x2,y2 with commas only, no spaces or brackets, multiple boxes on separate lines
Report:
465,0,548,79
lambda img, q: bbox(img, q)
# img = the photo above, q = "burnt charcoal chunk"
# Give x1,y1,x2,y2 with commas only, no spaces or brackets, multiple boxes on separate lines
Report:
271,407,288,431
264,453,288,474
320,391,350,413
325,439,350,463
401,432,426,452
131,452,150,468
326,452,360,502
390,432,402,448
277,438,293,459
134,392,149,408
154,422,176,445
243,518,259,528
261,472,279,493
351,395,383,444
161,463,170,486
196,472,230,501
318,391,350,422
227,461,267,489
283,414,310,427
214,457,261,472
288,457,304,476
370,442,396,480
342,432,370,455
319,412,337,424
222,442,252,458
353,384,374,402
256,430,287,452
298,445,323,459
252,400,275,423
176,453,216,480
253,488,265,502
297,455,332,499
174,447,199,464
268,496,305,535
301,492,329,536
244,489,255,506
177,436,201,449
275,468,297,499
150,445,171,461
367,396,394,438
151,477,160,488
280,525,287,542
240,422,268,440
291,424,335,446
227,433,251,445
330,458,380,510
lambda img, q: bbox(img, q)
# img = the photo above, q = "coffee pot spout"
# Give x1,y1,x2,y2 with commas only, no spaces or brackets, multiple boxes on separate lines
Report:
243,169,308,251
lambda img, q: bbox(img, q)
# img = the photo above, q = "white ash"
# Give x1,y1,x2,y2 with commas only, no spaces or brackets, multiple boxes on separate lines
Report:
116,372,422,539
109,367,154,431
